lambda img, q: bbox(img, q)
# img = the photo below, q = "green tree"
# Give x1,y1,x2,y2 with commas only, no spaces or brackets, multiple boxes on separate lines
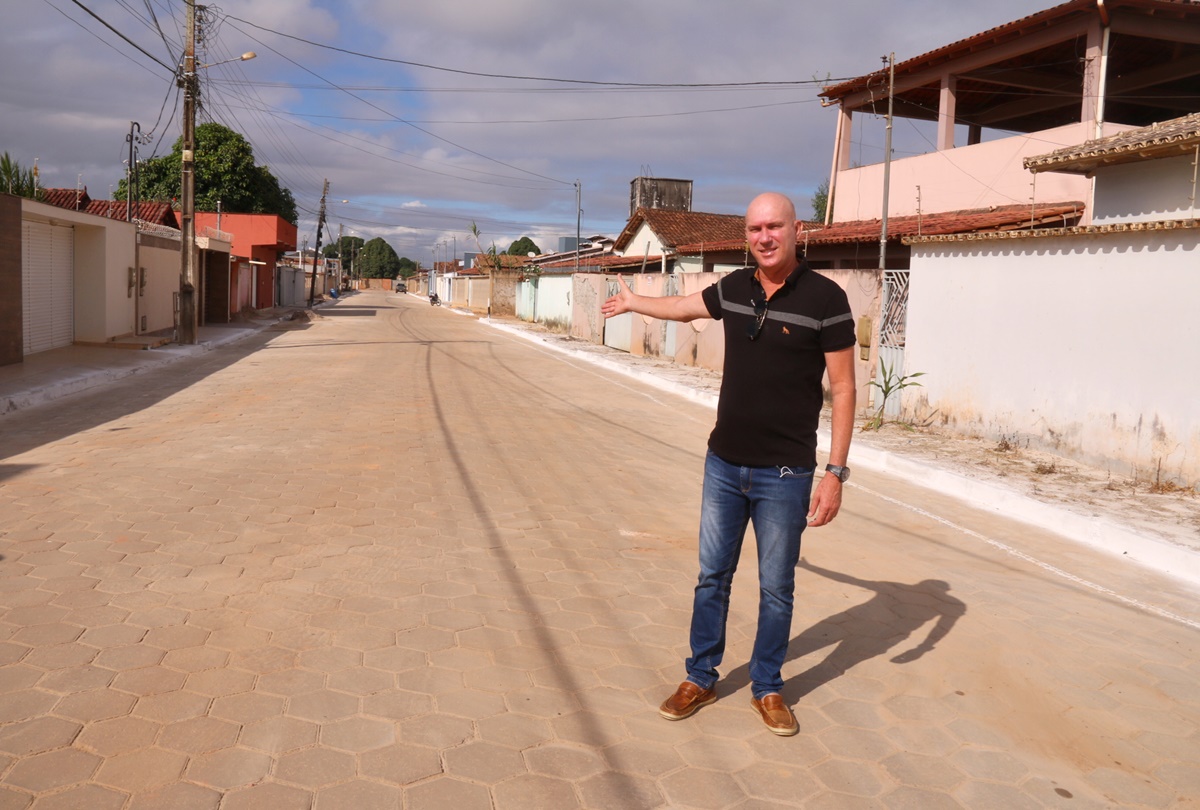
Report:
810,177,829,223
397,257,418,279
117,123,297,224
1,153,41,199
356,237,402,279
506,236,540,256
323,235,364,260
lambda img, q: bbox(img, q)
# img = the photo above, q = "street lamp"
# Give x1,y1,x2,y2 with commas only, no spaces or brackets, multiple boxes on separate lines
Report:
178,0,257,344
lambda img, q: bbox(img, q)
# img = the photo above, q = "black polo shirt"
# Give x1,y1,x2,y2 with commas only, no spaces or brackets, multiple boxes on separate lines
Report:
701,262,855,468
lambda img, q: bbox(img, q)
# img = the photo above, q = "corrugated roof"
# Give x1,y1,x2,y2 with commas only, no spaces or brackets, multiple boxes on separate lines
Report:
820,0,1094,101
905,217,1200,245
84,199,178,227
470,253,528,270
539,253,665,271
39,187,91,210
819,1,1200,132
1025,112,1200,174
614,208,745,253
804,202,1085,245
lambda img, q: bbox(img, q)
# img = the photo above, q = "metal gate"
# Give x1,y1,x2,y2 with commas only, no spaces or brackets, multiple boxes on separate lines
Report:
878,270,910,418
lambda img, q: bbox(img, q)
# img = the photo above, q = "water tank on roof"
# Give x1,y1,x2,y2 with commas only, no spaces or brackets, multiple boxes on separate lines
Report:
630,177,693,216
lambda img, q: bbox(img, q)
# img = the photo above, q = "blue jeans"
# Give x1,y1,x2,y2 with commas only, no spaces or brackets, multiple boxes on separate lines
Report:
686,450,813,699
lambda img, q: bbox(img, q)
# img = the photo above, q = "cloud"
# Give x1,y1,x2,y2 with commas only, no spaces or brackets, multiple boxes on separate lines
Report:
2,0,1053,259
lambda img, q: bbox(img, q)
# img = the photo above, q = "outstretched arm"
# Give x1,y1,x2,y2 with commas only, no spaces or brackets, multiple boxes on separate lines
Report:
601,275,710,322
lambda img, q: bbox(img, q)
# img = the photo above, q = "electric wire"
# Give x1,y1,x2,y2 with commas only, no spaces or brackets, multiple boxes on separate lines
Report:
64,0,174,73
140,0,177,57
223,18,573,188
223,15,849,89
198,37,326,193
219,96,816,126
39,0,172,78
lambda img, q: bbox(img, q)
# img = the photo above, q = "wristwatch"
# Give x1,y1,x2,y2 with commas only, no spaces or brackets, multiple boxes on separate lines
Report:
825,464,851,483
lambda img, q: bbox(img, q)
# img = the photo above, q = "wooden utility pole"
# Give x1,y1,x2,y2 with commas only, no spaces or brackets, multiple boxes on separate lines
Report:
308,180,329,308
178,0,199,343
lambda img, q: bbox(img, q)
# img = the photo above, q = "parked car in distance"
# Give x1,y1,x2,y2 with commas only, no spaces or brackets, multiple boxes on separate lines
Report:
395,281,407,293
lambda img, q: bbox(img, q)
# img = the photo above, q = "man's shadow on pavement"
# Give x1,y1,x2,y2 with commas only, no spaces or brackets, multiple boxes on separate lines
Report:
722,558,966,700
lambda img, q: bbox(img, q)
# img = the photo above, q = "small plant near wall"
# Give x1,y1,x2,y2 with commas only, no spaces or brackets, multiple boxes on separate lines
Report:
863,359,925,431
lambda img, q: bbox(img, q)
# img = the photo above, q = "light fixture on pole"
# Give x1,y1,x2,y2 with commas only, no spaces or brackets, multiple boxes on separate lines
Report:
178,0,256,344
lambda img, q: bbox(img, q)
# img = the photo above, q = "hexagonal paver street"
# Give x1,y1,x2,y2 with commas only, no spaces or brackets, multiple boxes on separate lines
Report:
0,289,1196,808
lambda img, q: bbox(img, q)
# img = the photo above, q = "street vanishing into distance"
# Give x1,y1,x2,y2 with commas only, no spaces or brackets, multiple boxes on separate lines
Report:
0,290,1196,809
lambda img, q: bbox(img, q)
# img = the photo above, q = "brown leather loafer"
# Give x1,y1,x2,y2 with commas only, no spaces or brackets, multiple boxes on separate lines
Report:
751,693,799,736
659,681,717,720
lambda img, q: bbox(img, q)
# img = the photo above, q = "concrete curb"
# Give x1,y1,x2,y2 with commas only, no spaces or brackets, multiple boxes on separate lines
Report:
1,318,281,418
483,319,1199,588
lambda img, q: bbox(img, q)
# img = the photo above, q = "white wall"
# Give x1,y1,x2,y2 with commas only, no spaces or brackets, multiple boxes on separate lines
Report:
138,236,180,335
621,222,667,267
22,200,138,343
904,229,1200,484
1092,155,1200,224
515,275,573,331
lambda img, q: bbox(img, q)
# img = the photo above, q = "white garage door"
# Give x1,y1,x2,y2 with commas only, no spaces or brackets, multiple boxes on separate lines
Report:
22,221,74,355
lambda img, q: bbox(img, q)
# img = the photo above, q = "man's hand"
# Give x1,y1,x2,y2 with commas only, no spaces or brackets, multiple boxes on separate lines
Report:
601,276,635,319
806,474,843,527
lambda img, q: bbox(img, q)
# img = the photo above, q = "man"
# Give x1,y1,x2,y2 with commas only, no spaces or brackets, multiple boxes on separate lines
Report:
601,192,856,736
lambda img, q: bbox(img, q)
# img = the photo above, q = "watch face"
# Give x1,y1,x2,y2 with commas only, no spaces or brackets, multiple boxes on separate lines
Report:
827,465,850,482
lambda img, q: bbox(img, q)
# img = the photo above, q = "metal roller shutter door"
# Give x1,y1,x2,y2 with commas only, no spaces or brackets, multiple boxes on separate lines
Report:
21,221,74,355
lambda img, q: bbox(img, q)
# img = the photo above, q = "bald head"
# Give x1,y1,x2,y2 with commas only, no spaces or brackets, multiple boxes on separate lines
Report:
747,192,796,223
745,193,800,278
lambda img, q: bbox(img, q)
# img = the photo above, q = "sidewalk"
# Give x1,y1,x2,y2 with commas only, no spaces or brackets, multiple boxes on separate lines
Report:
478,317,1200,590
0,308,305,416
2,302,1197,588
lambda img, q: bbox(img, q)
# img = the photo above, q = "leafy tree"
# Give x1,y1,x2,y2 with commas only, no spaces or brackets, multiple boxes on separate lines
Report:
1,153,41,199
506,236,540,256
811,177,829,223
356,237,402,279
116,123,297,224
323,235,364,260
397,257,418,279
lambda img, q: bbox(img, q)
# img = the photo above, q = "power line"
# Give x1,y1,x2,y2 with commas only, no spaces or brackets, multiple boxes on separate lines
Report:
224,15,842,89
64,0,174,73
222,17,573,187
222,97,815,126
39,0,172,78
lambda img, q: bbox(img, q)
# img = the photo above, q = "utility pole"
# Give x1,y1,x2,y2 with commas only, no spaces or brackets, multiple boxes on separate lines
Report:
574,180,582,275
878,52,895,272
336,222,343,290
125,121,141,222
430,244,437,297
308,180,330,308
178,0,199,344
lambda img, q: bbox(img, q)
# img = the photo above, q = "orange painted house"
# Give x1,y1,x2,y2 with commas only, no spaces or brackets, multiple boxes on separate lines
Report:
189,212,297,320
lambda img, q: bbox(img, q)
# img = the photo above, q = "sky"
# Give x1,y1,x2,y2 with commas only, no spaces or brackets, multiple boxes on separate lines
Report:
3,0,1054,263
